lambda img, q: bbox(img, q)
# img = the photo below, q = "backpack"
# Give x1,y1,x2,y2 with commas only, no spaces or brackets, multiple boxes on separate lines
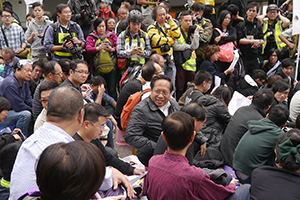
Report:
90,32,116,73
121,88,151,131
41,22,79,45
119,65,143,90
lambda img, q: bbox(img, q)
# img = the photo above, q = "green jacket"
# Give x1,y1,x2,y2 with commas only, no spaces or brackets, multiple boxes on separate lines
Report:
233,118,284,177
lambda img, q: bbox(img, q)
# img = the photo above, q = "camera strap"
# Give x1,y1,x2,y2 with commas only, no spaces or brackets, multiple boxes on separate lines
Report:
155,22,168,38
1,24,9,47
180,28,191,45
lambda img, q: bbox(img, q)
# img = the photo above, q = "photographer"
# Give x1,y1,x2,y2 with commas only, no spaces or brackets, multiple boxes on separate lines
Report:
173,10,201,100
44,4,85,61
190,2,213,70
67,0,98,38
117,8,152,73
256,4,290,61
147,6,181,90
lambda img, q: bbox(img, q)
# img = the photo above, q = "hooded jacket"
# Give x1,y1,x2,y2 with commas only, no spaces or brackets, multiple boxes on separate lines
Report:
233,118,284,176
24,16,52,57
199,95,231,148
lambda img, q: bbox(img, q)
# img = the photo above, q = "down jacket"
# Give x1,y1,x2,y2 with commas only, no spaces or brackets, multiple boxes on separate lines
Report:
199,95,231,148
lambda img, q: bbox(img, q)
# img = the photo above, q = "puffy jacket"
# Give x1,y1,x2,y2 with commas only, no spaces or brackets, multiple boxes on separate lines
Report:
199,95,231,148
125,96,180,166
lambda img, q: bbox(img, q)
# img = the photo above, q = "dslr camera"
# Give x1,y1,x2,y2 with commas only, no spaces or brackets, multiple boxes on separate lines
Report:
62,35,84,59
160,44,170,53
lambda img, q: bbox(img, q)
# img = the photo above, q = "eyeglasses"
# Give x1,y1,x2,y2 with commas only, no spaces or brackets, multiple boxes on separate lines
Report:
40,99,48,103
2,15,11,18
74,70,90,75
23,69,32,73
153,89,169,96
206,81,212,85
88,120,106,130
62,12,72,15
52,71,63,76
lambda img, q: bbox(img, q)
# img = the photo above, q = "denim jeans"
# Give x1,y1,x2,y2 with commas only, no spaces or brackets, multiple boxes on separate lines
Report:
106,118,114,149
164,61,176,92
0,110,32,136
94,69,117,101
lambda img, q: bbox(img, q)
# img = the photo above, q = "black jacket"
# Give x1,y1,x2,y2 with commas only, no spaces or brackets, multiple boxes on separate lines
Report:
73,133,134,175
125,96,180,166
237,74,260,97
220,103,266,167
199,95,231,148
236,17,263,59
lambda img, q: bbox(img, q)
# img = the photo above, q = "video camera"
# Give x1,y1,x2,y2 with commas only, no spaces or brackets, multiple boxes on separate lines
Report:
80,1,96,22
62,35,84,59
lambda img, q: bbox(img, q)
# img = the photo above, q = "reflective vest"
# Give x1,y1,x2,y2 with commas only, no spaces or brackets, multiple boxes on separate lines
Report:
91,32,116,74
177,32,196,72
53,22,79,59
197,0,215,14
262,18,286,54
142,0,157,8
122,29,147,65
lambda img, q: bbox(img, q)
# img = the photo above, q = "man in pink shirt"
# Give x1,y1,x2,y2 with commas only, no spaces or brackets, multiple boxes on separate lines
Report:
143,111,250,200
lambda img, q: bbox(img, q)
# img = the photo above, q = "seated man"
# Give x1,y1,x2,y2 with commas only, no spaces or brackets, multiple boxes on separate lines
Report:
32,60,62,120
143,111,250,200
185,70,212,105
125,75,180,166
220,89,274,167
60,59,89,97
74,103,145,176
85,75,116,115
233,104,289,184
0,47,19,78
238,69,267,97
28,61,43,97
34,81,59,132
0,60,33,136
114,60,163,130
9,86,134,200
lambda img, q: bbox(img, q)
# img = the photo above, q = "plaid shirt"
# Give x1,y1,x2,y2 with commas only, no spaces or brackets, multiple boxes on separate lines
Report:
0,23,25,52
116,30,152,59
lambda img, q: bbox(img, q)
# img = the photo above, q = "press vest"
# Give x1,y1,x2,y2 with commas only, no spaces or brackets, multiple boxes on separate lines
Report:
177,31,196,72
262,18,286,54
53,22,79,59
122,29,146,65
142,0,157,8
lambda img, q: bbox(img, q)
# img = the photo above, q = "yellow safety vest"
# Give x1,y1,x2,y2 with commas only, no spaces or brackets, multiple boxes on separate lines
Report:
196,0,215,15
177,32,197,72
123,30,147,65
142,0,157,8
262,18,286,54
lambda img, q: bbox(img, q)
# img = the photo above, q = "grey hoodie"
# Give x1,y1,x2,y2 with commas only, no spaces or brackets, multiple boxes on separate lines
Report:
24,16,52,57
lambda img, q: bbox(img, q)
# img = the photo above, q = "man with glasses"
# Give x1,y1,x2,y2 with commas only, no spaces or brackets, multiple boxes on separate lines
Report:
74,103,146,176
34,81,59,132
43,3,85,61
60,59,90,98
257,4,290,60
125,74,180,166
0,59,33,136
0,7,26,55
0,47,19,78
32,60,63,120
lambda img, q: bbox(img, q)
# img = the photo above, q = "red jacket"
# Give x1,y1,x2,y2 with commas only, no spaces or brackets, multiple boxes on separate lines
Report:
97,8,115,19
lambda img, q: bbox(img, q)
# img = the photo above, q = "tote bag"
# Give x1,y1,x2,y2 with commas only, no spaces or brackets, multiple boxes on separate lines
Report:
215,28,234,62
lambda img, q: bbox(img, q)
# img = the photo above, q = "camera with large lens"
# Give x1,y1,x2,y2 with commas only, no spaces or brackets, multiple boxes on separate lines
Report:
160,44,170,53
267,34,275,43
62,35,84,59
188,24,197,33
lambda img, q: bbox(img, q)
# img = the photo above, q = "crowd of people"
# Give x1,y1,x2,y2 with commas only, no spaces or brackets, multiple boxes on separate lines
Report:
0,0,300,199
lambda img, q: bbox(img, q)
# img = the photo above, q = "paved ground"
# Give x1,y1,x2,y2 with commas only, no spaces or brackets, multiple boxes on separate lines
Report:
113,132,133,158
